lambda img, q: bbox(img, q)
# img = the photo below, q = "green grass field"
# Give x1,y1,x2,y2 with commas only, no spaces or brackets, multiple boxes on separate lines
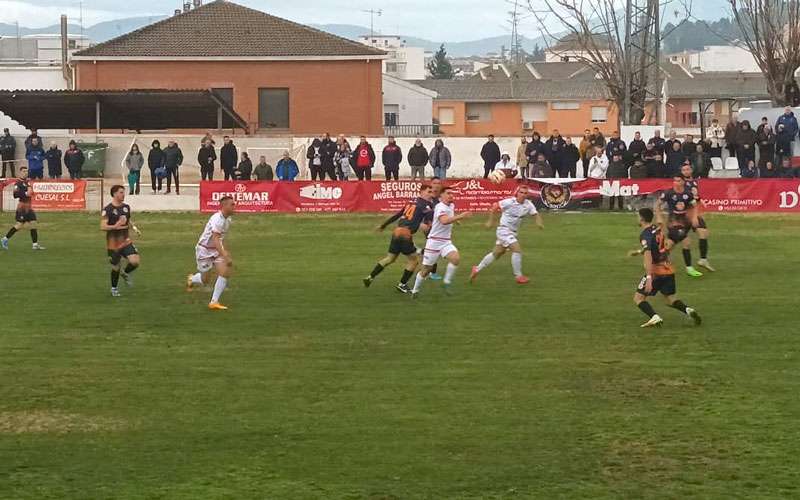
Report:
1,211,799,499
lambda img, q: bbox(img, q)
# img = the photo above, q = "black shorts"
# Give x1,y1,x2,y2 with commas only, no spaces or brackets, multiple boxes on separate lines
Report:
636,274,676,297
668,223,689,244
108,243,138,265
15,207,36,223
388,234,416,256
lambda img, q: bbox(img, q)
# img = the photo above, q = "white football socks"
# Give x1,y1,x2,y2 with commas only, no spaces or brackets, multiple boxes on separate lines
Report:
412,272,427,293
476,253,495,272
444,263,458,284
511,252,523,277
191,273,204,285
211,276,228,304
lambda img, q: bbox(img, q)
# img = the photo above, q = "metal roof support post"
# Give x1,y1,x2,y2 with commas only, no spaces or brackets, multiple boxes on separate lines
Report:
217,106,223,130
95,99,101,134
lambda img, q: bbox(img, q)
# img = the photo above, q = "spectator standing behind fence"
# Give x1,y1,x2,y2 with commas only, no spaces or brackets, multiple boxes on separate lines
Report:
563,136,580,178
741,159,759,178
775,107,798,150
276,151,299,181
707,119,725,158
629,158,648,179
607,152,627,210
63,140,84,180
760,160,780,178
334,143,352,180
605,131,626,160
736,120,757,175
253,155,274,181
629,132,646,163
45,142,62,179
756,117,776,167
407,138,428,180
163,140,183,195
201,132,216,147
591,127,606,150
220,136,238,181
25,137,45,179
776,123,794,166
382,136,402,181
665,140,685,177
643,141,663,178
148,140,165,193
690,143,712,178
234,152,252,180
352,136,375,180
531,153,553,178
495,152,517,179
579,129,593,177
516,136,528,178
544,130,566,177
649,129,666,158
481,135,501,178
725,116,740,160
429,139,451,179
320,133,337,181
681,134,696,157
306,137,324,180
197,139,217,181
125,144,144,195
525,132,544,177
24,129,43,151
587,147,608,179
1,128,15,178
779,156,795,177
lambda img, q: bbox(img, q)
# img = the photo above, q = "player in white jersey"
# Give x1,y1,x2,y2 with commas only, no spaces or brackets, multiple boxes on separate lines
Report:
470,184,544,284
186,196,236,310
411,187,471,297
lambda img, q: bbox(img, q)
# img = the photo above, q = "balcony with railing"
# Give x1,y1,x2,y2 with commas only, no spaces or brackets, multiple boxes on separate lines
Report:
383,124,440,137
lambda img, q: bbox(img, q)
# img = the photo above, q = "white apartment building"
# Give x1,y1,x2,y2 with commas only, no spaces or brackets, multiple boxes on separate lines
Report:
668,45,760,73
358,35,426,80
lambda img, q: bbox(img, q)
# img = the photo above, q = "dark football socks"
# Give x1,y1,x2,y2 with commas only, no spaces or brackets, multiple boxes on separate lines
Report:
670,300,689,314
370,264,384,279
5,227,17,239
400,269,413,285
699,239,708,259
30,229,38,244
638,302,657,318
682,249,692,267
111,270,120,288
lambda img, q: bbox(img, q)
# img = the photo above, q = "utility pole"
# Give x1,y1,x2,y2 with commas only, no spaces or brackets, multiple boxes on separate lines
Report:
361,8,382,38
623,0,633,125
622,0,662,126
505,0,527,66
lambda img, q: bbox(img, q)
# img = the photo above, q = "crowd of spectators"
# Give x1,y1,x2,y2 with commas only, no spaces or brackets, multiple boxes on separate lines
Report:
1,128,86,181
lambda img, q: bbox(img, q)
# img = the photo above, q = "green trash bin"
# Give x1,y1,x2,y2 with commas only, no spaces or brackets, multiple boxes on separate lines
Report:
76,142,109,178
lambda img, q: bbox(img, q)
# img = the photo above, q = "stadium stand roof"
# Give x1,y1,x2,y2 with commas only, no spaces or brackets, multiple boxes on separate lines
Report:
0,89,249,131
72,0,385,60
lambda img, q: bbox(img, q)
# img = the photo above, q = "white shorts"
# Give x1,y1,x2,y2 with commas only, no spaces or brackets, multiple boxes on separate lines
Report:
423,239,457,266
195,245,223,273
495,227,519,248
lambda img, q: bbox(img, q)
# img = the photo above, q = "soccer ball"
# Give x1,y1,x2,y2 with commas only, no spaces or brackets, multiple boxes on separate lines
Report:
488,170,506,184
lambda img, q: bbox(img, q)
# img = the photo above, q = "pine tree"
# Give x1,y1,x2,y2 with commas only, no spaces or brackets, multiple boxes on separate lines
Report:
427,44,455,80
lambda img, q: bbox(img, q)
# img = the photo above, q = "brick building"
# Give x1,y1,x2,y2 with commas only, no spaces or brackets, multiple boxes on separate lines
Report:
70,0,386,135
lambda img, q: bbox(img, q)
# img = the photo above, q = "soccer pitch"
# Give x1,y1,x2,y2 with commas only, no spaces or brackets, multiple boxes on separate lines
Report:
2,211,799,499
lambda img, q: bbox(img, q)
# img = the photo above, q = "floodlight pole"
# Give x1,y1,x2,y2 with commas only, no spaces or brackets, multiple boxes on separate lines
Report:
95,100,101,133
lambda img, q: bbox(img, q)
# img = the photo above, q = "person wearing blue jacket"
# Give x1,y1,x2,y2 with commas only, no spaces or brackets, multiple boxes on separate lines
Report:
276,151,299,181
775,107,798,141
25,137,45,179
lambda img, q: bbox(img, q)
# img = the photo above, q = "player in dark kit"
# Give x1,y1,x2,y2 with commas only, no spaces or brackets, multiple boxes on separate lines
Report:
630,207,702,328
1,166,45,250
680,163,715,272
363,184,434,293
101,185,142,297
658,174,703,278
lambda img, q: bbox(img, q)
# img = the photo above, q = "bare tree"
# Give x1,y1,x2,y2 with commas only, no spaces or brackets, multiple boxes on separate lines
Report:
527,0,691,125
728,0,800,106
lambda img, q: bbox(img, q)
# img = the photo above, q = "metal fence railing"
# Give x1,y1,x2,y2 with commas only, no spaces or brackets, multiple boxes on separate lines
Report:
383,125,440,137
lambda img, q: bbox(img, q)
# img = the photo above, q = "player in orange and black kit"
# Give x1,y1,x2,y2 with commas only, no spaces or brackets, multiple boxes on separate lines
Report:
363,184,434,293
101,185,142,297
1,166,45,251
629,207,702,328
680,163,715,272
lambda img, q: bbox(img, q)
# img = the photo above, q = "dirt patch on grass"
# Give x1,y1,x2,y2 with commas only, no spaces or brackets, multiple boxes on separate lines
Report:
0,410,128,434
596,377,705,401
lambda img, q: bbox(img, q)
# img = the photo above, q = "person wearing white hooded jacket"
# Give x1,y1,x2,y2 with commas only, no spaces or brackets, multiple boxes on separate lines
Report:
587,147,609,179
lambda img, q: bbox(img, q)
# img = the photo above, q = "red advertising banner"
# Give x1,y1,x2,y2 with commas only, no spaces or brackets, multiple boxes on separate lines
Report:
274,181,363,213
199,179,800,214
199,181,280,213
30,180,87,211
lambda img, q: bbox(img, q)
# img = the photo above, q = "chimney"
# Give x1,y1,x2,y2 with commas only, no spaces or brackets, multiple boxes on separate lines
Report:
60,15,72,87
183,2,191,13
193,0,202,7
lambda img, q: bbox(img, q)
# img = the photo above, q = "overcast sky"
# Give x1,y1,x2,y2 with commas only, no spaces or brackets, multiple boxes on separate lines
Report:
0,0,728,42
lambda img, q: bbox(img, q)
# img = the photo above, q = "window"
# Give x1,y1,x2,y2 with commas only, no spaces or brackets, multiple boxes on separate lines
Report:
211,88,234,108
258,88,289,129
386,62,398,73
438,107,455,125
384,104,399,126
68,39,77,49
591,106,608,123
681,111,699,126
466,103,492,122
522,103,547,122
552,101,580,110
